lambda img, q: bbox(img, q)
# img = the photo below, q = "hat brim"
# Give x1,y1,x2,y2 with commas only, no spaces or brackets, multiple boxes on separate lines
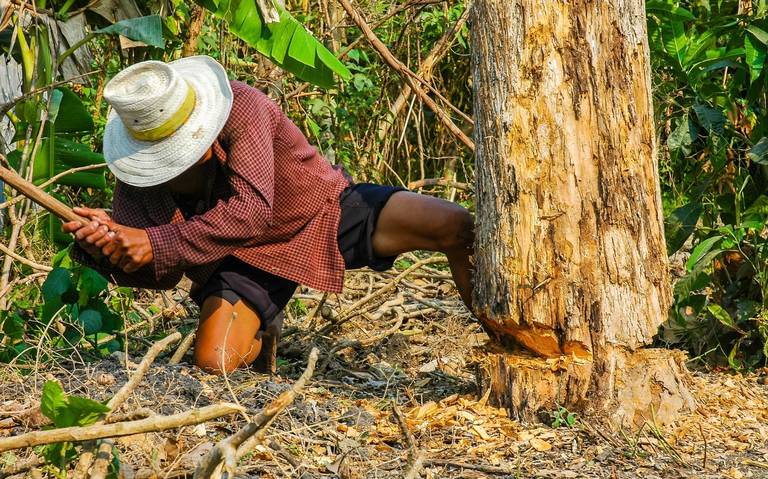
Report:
103,56,233,187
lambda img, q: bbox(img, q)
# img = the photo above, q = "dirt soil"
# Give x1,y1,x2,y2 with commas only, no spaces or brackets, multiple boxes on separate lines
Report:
1,255,767,478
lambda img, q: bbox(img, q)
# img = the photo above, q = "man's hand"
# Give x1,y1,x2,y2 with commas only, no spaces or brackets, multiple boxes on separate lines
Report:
101,224,154,273
62,206,154,273
62,207,114,260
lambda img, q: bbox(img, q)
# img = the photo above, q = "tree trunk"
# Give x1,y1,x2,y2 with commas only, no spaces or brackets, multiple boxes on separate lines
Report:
471,0,695,428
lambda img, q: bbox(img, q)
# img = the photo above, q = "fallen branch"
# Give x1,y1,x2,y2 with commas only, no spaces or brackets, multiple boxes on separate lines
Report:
169,331,196,365
0,457,44,479
320,256,447,335
424,459,512,474
194,348,320,479
87,440,113,479
336,0,474,151
0,403,244,453
393,404,424,479
78,333,182,476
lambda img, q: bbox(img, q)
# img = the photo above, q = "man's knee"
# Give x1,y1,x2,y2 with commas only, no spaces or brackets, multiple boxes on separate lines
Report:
435,204,474,253
193,344,249,375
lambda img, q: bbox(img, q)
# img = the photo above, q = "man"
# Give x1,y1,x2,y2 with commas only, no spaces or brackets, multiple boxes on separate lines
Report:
64,56,474,374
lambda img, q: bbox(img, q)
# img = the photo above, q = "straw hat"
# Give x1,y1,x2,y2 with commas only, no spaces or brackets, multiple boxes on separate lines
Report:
102,56,233,187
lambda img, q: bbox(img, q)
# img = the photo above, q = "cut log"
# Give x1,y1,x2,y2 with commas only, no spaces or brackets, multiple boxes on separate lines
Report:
470,0,695,426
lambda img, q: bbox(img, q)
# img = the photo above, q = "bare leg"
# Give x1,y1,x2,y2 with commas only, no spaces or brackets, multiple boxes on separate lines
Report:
193,296,263,374
372,192,474,310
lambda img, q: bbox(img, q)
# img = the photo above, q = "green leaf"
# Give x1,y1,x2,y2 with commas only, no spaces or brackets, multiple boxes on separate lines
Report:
689,48,746,72
94,302,122,333
42,268,73,302
78,268,108,299
667,116,697,152
96,15,165,48
307,117,321,138
53,88,94,134
686,235,723,271
665,203,703,255
197,0,350,88
78,309,103,335
37,139,106,189
728,340,743,370
40,381,67,422
646,1,695,21
66,396,110,426
693,104,726,135
231,0,262,43
660,20,688,67
52,246,74,269
748,137,768,165
47,89,64,125
270,20,297,64
745,33,766,83
673,250,719,300
2,313,25,340
747,25,768,45
287,25,316,67
682,30,716,68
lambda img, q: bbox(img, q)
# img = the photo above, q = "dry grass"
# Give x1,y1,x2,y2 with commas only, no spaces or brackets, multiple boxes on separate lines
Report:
0,255,767,478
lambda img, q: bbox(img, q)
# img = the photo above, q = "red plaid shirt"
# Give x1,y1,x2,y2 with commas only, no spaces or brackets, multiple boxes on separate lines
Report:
76,81,351,292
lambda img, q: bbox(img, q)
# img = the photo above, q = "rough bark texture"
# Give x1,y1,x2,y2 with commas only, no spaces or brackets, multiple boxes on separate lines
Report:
471,0,694,427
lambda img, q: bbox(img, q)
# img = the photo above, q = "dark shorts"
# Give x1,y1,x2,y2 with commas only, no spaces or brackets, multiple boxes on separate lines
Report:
190,183,407,329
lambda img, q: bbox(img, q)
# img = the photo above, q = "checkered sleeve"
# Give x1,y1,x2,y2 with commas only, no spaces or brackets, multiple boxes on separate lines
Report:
145,88,278,280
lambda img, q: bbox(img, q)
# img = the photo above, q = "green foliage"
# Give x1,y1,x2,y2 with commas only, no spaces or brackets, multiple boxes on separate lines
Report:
650,0,768,368
95,15,165,48
39,380,111,474
0,248,126,363
550,406,577,428
196,0,350,88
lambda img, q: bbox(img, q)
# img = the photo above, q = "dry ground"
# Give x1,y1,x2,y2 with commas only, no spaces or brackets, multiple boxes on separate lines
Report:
0,254,767,478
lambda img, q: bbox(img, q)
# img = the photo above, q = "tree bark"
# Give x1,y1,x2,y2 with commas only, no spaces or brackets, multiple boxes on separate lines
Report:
471,0,695,428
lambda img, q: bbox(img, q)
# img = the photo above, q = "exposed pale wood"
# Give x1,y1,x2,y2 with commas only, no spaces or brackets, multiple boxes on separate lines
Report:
471,0,692,426
483,348,695,428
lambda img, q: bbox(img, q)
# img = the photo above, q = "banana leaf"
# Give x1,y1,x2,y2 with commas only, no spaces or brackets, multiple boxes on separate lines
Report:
198,0,350,88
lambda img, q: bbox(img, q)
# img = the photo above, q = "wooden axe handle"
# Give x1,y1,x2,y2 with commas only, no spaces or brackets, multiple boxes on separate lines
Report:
0,164,89,225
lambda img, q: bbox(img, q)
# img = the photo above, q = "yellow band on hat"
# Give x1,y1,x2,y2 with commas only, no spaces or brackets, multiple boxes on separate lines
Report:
128,85,197,142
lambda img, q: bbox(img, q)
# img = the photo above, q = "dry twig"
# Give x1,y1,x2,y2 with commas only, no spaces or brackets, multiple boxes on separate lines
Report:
424,459,512,475
320,256,447,334
169,331,197,365
393,404,424,479
0,457,44,479
106,332,182,416
78,333,181,476
194,348,320,479
0,403,244,453
335,0,474,151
